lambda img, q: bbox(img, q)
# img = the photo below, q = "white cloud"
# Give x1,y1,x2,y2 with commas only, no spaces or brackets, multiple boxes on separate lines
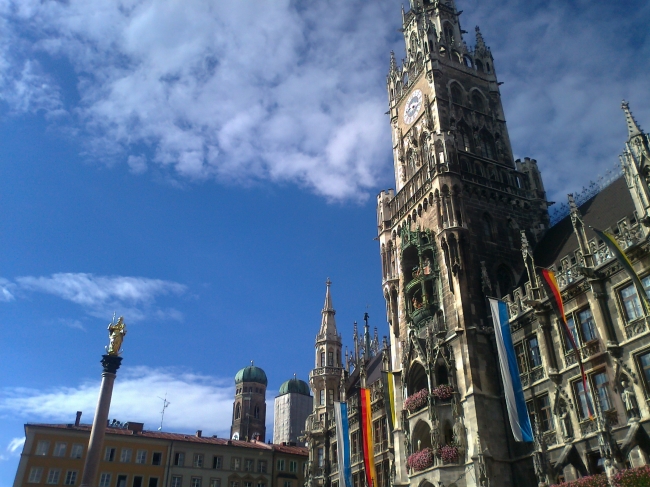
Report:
0,367,274,438
6,438,25,455
0,279,15,302
1,0,648,202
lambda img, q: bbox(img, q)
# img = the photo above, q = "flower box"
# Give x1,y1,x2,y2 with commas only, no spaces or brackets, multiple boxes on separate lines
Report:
437,445,459,464
404,389,429,413
407,448,434,472
431,384,454,400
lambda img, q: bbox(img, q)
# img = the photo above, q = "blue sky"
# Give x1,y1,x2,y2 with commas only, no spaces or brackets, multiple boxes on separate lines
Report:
0,0,649,484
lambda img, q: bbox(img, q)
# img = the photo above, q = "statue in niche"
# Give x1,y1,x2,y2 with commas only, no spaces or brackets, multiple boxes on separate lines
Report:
106,316,126,356
620,377,640,420
423,256,432,275
453,416,467,455
557,398,573,439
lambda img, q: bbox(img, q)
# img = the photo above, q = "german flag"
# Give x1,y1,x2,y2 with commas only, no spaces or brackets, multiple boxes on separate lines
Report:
593,227,650,313
539,269,593,419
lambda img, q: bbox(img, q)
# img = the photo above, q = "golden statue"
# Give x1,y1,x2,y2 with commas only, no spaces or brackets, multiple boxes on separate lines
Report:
106,316,127,355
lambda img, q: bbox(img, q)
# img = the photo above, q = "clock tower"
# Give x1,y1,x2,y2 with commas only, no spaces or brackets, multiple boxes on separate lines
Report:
378,1,549,485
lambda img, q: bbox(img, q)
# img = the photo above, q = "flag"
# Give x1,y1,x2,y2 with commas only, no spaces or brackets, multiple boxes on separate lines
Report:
334,402,352,487
539,269,593,419
489,298,534,442
593,227,650,313
359,388,377,487
381,371,396,433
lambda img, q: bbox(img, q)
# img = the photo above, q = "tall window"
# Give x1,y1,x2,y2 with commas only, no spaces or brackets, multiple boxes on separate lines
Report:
564,307,599,348
277,459,285,471
317,448,324,467
104,447,116,462
450,84,463,105
53,442,67,457
245,459,254,472
578,309,598,342
593,371,612,411
136,450,147,464
121,449,132,463
471,92,484,112
99,474,111,487
191,478,202,487
210,480,221,487
320,351,325,367
538,395,554,432
171,477,182,487
574,380,593,420
574,372,612,419
254,406,260,419
70,444,83,459
327,352,334,366
28,467,43,483
231,458,241,471
621,284,644,321
482,213,493,240
35,440,50,456
174,452,185,467
257,460,267,473
328,390,334,405
638,351,650,393
152,452,162,466
514,335,543,375
319,389,325,406
289,461,297,473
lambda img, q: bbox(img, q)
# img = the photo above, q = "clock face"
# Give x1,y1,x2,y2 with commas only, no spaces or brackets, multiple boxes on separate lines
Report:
403,89,423,125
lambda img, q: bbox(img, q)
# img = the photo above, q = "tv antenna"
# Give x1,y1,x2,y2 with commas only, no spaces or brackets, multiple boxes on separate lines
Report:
157,393,170,431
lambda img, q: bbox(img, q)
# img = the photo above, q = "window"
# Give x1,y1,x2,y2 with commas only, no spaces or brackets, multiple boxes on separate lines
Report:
526,400,536,433
231,457,241,471
574,380,594,420
319,390,325,406
320,351,325,367
317,448,324,467
327,352,333,366
99,473,111,487
257,460,267,473
450,84,463,105
64,471,77,486
235,403,241,420
277,459,285,471
148,479,158,487
565,316,579,349
289,461,297,473
481,214,493,240
133,477,143,487
136,450,147,464
47,468,61,484
638,351,650,393
35,440,50,456
193,454,204,468
212,456,222,469
593,371,612,411
284,482,292,487
230,482,239,487
174,452,185,466
104,447,116,462
28,467,43,483
351,432,359,455
621,284,644,321
191,478,202,487
578,309,598,342
257,483,265,487
244,459,254,472
514,335,543,375
254,406,260,419
244,482,252,487
121,448,132,463
538,395,554,432
528,336,542,368
70,444,83,459
53,442,67,457
117,475,127,487
171,477,182,487
210,479,221,487
328,390,334,405
152,452,162,466
471,92,484,112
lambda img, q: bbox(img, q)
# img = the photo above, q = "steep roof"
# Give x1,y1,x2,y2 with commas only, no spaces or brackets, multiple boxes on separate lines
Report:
533,177,634,268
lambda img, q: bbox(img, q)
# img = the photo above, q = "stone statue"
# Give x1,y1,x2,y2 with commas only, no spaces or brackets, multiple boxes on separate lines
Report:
106,316,127,356
621,378,639,419
453,416,467,451
557,399,572,439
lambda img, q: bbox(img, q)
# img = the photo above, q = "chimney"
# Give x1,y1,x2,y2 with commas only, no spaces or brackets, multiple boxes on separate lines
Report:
75,411,82,427
125,422,144,434
196,430,202,438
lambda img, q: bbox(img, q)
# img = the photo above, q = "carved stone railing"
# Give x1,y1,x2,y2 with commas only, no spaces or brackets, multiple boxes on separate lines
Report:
330,463,339,474
460,171,529,198
315,332,342,343
313,467,324,479
564,340,601,367
625,318,648,339
374,441,389,454
542,430,558,447
307,415,324,433
520,366,545,388
351,453,362,465
388,166,431,225
579,419,598,436
310,367,343,379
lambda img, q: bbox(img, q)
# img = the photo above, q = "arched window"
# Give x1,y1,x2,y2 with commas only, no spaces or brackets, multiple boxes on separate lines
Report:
235,403,241,420
496,265,514,298
436,364,449,385
320,349,325,366
463,56,473,68
475,59,484,72
471,92,485,112
254,405,260,419
458,122,472,152
450,84,463,105
444,23,454,44
480,131,496,160
482,213,494,240
410,34,418,56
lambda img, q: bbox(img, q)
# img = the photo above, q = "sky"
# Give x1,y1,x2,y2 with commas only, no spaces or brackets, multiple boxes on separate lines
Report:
0,0,649,484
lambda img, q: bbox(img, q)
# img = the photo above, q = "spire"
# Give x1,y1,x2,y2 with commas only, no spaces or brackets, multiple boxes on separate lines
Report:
389,50,397,75
622,100,643,139
475,26,487,53
319,278,338,338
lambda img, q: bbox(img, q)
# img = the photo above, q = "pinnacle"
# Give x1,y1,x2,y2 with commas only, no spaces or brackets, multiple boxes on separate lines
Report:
622,100,643,139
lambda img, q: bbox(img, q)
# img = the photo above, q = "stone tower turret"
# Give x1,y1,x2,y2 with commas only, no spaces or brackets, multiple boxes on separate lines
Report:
620,100,650,228
230,361,267,442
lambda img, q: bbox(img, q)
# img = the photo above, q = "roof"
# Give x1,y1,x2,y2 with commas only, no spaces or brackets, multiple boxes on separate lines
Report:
277,377,311,397
533,177,635,268
235,363,268,386
346,352,384,394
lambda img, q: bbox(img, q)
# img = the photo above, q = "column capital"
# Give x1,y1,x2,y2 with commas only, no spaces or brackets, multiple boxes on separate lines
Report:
101,355,123,374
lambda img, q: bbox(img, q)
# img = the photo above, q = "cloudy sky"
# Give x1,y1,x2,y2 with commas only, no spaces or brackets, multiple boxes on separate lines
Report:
1,0,649,484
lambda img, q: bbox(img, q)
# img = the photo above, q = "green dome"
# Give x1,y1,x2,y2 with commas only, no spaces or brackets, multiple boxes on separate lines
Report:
278,377,311,396
235,362,268,386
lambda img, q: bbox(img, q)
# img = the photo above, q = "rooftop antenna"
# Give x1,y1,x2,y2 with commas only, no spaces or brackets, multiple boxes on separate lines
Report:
157,393,170,431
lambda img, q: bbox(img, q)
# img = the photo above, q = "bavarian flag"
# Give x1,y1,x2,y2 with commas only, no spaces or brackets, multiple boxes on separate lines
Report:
489,298,534,442
593,227,650,313
333,402,352,487
381,371,396,433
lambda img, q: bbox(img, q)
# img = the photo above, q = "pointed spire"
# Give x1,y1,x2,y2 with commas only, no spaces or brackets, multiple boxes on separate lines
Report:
622,100,643,139
475,26,486,52
318,278,338,338
389,50,397,75
401,4,406,26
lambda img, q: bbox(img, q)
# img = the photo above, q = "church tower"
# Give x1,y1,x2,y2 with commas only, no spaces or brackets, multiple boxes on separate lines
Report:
231,362,267,442
305,279,344,486
377,1,549,485
620,101,650,229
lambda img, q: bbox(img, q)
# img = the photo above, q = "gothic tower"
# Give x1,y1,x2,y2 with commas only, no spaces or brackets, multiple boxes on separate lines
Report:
231,362,267,442
620,101,650,229
377,1,549,485
305,279,344,486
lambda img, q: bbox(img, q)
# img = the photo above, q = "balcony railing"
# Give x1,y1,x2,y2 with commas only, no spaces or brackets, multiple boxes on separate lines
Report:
310,366,343,378
351,453,362,465
565,340,601,367
520,366,545,388
625,318,648,339
373,441,389,454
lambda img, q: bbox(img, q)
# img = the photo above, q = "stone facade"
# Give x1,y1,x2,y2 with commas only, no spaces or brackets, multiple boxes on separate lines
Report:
274,383,313,445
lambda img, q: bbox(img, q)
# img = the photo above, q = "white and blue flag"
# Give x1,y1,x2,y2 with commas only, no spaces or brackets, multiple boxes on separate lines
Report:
334,401,352,487
489,298,534,442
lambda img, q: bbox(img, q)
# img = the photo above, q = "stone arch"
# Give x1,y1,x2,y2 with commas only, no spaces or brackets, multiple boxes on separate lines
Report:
412,420,433,451
449,82,464,105
407,361,428,395
470,89,486,113
442,21,454,45
457,121,473,152
479,129,496,160
235,402,241,420
475,59,484,72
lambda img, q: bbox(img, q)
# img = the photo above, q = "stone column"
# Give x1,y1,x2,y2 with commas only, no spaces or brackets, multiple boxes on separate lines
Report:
80,355,123,487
